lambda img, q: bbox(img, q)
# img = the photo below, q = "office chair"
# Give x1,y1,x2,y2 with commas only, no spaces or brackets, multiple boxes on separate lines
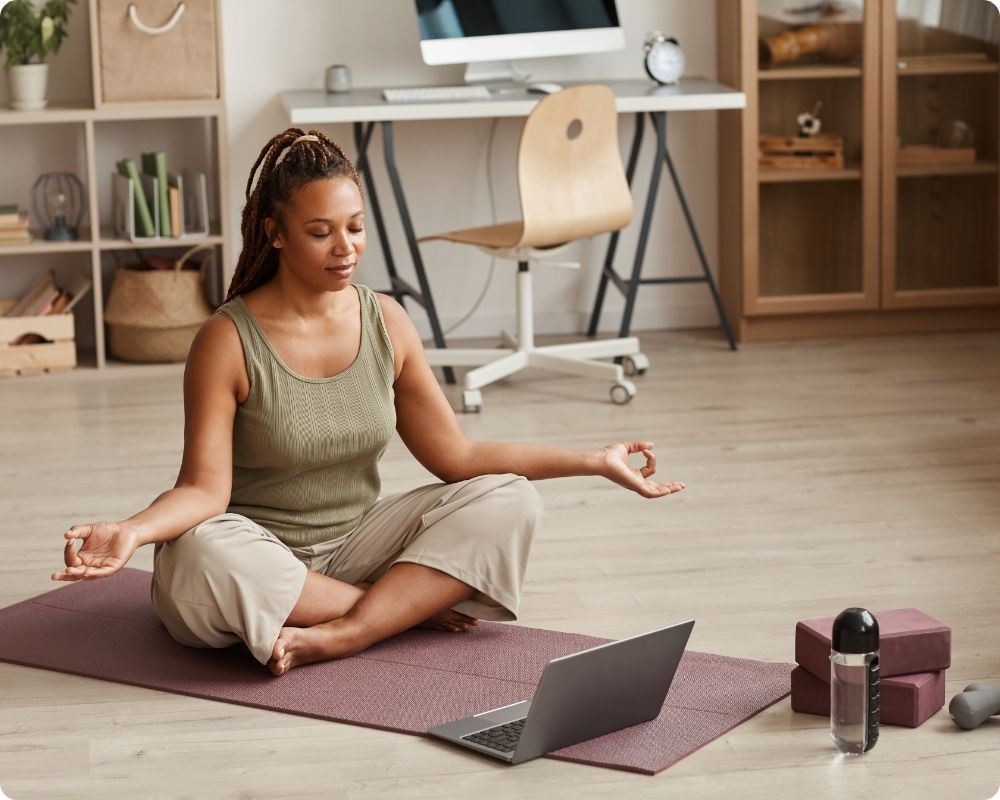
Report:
419,84,647,413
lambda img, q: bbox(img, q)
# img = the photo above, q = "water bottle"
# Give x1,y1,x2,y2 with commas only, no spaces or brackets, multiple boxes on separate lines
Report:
830,607,879,755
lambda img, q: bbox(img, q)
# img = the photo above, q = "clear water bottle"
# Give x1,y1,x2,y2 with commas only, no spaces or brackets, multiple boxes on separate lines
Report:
830,608,879,755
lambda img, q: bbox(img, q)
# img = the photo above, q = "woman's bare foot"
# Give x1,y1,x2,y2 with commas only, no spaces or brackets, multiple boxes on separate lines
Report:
417,608,478,632
267,622,358,676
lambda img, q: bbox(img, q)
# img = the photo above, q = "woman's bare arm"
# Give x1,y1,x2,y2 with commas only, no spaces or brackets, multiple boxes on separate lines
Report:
379,295,685,499
53,315,244,581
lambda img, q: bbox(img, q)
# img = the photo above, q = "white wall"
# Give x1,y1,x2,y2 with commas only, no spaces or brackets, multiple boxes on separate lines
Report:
221,0,725,339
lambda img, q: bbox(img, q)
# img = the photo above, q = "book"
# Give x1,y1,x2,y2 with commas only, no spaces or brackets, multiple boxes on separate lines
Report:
32,287,64,317
168,184,182,237
116,159,155,237
181,169,209,236
111,173,159,241
6,272,56,317
0,229,32,245
0,211,28,230
0,204,23,227
141,151,171,237
61,275,92,314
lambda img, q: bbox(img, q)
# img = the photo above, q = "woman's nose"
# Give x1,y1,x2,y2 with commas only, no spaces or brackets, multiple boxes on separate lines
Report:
330,231,353,255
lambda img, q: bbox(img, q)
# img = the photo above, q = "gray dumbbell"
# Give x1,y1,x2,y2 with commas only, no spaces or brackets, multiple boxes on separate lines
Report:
949,683,1000,730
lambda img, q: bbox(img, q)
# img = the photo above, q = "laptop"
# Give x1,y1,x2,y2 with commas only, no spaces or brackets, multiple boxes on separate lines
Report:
427,619,694,765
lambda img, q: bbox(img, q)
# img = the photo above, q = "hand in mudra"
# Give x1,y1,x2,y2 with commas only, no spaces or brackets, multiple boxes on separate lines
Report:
51,521,140,582
599,442,685,499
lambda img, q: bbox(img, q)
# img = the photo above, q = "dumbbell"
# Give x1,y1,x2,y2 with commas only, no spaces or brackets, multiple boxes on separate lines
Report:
949,683,1000,730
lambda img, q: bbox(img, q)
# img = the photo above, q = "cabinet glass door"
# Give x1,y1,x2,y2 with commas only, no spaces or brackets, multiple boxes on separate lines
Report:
886,0,1000,305
753,0,879,314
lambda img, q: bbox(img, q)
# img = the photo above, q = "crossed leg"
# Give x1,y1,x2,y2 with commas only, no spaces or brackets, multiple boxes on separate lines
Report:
269,562,476,676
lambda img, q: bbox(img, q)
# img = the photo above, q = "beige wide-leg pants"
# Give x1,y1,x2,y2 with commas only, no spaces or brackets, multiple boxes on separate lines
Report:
151,474,542,664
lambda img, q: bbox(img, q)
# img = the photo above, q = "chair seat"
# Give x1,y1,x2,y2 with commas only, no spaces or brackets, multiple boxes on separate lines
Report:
419,220,574,253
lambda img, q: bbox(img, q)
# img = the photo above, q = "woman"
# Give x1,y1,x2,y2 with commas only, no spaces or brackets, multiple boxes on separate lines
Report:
52,129,685,677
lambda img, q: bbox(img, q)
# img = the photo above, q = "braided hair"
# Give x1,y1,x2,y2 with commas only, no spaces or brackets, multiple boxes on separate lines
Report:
226,128,361,301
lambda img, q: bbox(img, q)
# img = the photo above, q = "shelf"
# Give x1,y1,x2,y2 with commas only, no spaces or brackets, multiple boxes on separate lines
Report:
97,230,225,250
0,232,94,255
758,65,863,81
897,161,998,178
759,165,863,183
0,99,224,126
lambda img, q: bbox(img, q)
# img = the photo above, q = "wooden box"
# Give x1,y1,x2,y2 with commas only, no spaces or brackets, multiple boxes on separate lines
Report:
759,134,846,170
0,299,77,376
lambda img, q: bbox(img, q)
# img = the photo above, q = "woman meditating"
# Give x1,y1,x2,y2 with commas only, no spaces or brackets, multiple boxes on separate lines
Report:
52,128,685,676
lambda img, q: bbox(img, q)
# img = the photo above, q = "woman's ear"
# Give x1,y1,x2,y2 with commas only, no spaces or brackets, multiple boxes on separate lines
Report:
263,217,283,249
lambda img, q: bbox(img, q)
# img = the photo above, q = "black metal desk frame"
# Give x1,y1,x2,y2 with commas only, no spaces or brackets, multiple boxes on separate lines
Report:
587,110,737,351
350,106,737,390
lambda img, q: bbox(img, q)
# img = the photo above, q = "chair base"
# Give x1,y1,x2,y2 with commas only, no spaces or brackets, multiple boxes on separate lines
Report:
425,336,646,412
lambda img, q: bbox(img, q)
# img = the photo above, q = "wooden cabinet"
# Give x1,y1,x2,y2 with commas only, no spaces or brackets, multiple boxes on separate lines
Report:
718,0,999,341
0,0,229,369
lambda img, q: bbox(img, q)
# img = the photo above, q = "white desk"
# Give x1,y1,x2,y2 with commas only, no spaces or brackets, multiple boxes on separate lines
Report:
283,78,744,123
282,79,747,380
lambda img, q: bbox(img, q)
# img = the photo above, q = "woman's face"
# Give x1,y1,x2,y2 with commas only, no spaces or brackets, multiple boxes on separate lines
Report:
267,176,366,291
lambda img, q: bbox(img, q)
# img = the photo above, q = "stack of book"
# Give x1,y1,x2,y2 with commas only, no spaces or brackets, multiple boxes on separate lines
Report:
791,608,951,728
113,152,208,241
4,272,91,319
0,205,32,246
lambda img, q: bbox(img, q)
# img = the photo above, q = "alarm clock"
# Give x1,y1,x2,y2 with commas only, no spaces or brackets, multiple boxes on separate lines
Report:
643,32,685,86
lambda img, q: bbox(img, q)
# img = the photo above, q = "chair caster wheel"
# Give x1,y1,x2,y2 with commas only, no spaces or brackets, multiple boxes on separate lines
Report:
622,354,649,377
462,389,482,413
609,380,636,405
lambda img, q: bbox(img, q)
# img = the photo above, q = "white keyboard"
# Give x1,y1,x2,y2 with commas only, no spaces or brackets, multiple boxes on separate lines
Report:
382,85,492,103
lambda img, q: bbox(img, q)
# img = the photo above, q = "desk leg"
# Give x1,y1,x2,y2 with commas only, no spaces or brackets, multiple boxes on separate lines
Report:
617,111,667,341
380,121,456,384
659,114,738,351
587,112,645,338
354,122,406,306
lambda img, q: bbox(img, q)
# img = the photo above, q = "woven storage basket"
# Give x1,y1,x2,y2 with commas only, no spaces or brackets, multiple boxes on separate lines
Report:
103,245,214,363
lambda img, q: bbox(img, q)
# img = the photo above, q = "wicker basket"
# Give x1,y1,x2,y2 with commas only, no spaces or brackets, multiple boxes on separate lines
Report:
103,245,214,363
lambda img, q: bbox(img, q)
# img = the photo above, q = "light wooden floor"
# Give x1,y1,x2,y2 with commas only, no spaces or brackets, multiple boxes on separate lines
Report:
1,329,999,799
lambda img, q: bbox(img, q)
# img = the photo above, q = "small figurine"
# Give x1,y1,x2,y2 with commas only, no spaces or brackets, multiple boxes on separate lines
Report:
797,101,823,137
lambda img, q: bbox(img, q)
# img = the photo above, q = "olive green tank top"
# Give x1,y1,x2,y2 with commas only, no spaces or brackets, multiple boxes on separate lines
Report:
217,285,396,547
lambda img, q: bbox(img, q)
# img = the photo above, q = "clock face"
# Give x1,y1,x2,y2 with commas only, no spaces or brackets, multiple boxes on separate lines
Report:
646,40,685,85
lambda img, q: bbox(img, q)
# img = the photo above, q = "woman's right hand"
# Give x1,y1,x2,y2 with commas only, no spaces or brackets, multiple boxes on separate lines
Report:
51,521,141,582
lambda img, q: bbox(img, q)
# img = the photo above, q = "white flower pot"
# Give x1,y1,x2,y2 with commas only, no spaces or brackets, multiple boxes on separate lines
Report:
7,63,49,111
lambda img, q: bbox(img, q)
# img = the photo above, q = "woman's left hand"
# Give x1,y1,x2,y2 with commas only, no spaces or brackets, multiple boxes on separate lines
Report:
597,442,685,499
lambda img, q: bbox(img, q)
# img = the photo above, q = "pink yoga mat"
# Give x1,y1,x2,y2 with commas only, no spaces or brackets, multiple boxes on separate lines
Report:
0,569,791,774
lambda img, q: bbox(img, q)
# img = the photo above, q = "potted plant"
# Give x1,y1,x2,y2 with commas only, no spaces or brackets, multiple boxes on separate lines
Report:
0,0,76,111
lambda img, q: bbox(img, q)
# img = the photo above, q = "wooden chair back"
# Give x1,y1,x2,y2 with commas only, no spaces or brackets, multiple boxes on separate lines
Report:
516,84,633,249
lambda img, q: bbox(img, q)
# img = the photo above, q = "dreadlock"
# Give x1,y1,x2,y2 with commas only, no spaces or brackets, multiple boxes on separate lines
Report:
226,128,361,302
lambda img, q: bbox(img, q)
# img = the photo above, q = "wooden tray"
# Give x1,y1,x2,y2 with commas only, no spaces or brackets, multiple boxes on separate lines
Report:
897,146,976,166
759,134,845,170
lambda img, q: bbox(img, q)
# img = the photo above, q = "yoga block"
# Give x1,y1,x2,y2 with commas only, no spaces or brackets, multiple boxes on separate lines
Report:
796,608,950,680
790,666,945,728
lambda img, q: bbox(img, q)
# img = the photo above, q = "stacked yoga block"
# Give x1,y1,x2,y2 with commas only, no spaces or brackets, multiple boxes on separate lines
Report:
792,608,951,727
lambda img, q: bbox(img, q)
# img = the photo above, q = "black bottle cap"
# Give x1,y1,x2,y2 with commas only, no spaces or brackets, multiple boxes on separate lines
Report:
832,608,879,654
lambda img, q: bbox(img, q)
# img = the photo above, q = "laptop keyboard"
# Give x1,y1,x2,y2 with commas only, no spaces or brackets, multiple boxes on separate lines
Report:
461,717,527,753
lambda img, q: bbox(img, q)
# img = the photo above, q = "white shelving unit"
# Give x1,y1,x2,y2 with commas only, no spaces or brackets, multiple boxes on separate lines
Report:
0,0,229,369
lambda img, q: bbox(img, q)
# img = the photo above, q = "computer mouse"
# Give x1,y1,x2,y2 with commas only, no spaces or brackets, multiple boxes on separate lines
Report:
525,83,563,95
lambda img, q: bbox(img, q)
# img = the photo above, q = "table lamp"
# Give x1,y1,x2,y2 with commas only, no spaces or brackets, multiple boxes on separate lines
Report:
31,171,86,241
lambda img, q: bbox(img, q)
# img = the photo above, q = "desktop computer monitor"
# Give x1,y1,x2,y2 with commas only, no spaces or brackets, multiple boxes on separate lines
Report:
415,0,624,83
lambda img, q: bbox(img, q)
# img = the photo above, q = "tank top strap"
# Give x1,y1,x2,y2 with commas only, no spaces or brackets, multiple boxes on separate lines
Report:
216,296,270,391
354,284,395,387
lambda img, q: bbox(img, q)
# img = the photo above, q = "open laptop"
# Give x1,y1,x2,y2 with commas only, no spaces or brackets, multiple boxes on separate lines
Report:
428,619,694,765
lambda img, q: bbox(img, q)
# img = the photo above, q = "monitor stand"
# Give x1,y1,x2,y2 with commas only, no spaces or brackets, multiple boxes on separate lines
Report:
463,60,530,85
